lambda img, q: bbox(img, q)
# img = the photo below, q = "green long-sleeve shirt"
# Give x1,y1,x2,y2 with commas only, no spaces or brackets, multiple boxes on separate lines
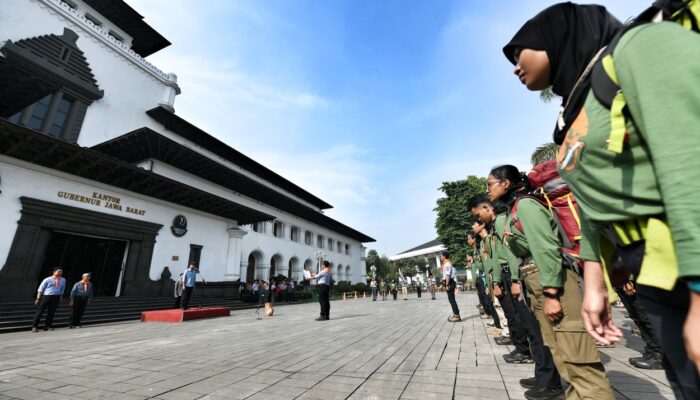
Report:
503,198,563,288
479,239,496,288
557,22,700,280
493,213,521,283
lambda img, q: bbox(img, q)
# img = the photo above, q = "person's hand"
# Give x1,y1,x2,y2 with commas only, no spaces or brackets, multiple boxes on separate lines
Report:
581,261,623,345
485,287,490,296
543,297,563,321
511,282,521,298
34,299,39,305
623,281,636,296
69,301,74,307
684,291,700,372
493,284,502,297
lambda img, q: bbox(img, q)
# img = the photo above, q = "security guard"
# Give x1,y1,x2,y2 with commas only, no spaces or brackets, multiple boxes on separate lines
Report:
486,165,613,400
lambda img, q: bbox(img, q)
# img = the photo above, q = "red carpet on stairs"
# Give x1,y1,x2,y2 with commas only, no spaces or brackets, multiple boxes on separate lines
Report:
141,307,230,323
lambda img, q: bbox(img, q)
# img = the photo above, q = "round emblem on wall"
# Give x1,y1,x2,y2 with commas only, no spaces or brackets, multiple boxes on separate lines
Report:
171,215,188,237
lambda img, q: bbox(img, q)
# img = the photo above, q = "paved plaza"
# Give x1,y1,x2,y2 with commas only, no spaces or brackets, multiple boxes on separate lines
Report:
0,292,673,400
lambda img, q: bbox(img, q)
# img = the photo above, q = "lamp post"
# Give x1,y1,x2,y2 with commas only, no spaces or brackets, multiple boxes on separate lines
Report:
370,265,376,281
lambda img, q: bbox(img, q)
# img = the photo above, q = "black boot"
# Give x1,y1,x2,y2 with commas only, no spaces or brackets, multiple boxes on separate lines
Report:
503,350,533,364
524,386,565,400
494,336,512,345
519,377,538,389
630,352,664,370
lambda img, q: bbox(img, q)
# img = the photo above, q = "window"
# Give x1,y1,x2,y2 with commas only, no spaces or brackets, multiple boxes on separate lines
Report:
84,13,102,27
49,97,73,137
188,244,203,267
290,227,300,242
317,235,324,248
337,241,341,253
273,222,284,238
108,30,124,43
63,0,77,9
27,94,53,130
345,244,350,255
304,231,313,245
252,222,260,233
328,238,333,251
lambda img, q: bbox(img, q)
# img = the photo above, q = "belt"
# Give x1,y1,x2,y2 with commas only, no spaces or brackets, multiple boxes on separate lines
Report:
520,264,539,276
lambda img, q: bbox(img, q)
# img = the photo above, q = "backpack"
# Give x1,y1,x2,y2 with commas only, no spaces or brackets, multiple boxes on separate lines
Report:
510,160,583,262
590,0,700,154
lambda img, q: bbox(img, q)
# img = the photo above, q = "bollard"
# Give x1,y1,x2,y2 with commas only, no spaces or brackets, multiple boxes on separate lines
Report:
354,291,358,300
363,291,366,299
343,292,346,301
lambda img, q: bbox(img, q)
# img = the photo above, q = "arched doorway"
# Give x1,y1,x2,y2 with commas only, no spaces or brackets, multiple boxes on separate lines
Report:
345,265,352,282
337,264,343,281
270,254,283,280
288,257,299,281
245,250,263,283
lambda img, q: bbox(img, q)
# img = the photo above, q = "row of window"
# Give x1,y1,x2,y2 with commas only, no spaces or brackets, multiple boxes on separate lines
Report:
63,0,125,43
8,93,74,139
251,221,351,255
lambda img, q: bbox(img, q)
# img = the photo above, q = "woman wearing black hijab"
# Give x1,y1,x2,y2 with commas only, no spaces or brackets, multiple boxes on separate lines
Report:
504,2,700,399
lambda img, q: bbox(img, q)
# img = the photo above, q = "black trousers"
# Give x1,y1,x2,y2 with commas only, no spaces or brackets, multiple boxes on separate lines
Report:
318,284,330,318
477,278,501,329
498,267,529,355
33,295,60,328
70,296,89,326
417,286,422,298
517,277,562,390
181,286,194,309
614,286,663,356
174,296,182,309
638,283,700,400
446,281,460,316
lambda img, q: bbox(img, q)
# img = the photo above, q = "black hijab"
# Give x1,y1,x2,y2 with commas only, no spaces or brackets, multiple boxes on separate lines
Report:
503,2,622,98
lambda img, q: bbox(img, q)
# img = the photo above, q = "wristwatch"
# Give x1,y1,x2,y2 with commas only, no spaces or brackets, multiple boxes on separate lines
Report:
542,291,560,299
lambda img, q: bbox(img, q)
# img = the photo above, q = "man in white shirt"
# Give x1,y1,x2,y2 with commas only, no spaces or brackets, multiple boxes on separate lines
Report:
442,251,461,322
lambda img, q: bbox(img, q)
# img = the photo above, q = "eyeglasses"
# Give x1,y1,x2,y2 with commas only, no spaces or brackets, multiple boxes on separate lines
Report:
486,180,502,190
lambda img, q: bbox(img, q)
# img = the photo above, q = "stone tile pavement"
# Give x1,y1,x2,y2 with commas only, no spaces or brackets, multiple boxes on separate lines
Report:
0,291,673,399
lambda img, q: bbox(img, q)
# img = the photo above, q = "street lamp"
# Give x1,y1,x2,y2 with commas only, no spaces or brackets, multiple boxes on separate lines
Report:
370,265,376,281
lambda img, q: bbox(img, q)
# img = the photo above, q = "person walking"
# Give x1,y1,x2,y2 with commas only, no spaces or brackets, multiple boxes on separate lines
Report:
400,276,408,301
441,252,460,322
416,280,422,299
181,263,205,310
428,273,436,300
312,261,332,320
380,279,387,301
370,279,378,301
252,279,260,304
69,273,93,329
174,273,184,308
32,267,66,332
390,281,397,300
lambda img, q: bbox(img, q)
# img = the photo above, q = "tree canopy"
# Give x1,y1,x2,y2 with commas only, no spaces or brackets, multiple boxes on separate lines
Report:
434,176,486,268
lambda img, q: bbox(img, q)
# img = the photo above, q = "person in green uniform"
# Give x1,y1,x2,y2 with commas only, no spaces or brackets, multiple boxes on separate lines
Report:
471,195,563,399
486,165,613,400
472,221,503,331
468,234,494,320
502,2,700,397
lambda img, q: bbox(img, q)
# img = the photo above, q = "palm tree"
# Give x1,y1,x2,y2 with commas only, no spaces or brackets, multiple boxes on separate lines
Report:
539,87,557,103
531,143,559,166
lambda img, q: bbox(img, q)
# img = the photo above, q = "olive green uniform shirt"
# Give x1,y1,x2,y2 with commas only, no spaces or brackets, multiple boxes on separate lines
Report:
493,213,521,282
557,22,700,279
503,198,563,288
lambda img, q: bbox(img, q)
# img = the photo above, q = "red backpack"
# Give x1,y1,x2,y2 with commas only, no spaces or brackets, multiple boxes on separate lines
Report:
511,160,582,262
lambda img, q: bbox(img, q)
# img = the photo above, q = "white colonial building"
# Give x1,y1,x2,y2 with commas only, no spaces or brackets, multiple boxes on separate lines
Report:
0,0,373,298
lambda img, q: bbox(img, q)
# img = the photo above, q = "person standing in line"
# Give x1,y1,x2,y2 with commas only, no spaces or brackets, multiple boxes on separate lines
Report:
32,268,66,332
370,279,378,301
416,280,422,299
181,263,205,310
380,279,387,301
442,252,460,322
312,261,332,320
174,273,184,308
69,273,93,329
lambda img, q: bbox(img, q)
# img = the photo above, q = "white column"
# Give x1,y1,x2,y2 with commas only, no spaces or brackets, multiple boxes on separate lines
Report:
224,226,247,281
435,254,441,271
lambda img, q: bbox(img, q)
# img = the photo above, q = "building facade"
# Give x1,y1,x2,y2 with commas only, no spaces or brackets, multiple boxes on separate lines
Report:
0,0,373,298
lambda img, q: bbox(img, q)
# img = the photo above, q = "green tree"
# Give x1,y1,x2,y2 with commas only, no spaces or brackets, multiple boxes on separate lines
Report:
539,87,558,103
434,175,487,268
530,143,559,166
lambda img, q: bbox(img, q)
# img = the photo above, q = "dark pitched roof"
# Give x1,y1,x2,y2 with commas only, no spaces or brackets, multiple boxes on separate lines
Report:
0,28,103,116
83,0,170,57
0,119,274,225
397,239,443,255
91,128,375,243
146,106,333,210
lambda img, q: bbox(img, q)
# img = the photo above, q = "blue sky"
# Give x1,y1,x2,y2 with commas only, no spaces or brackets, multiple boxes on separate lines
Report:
131,0,642,257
